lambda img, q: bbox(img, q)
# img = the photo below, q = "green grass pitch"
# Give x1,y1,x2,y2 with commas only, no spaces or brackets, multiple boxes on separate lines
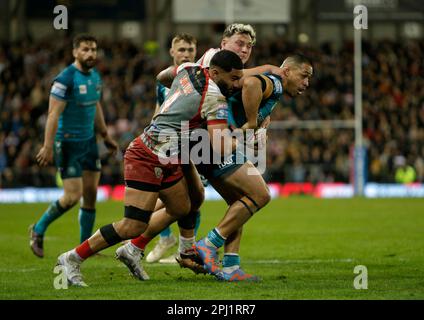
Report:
0,197,423,300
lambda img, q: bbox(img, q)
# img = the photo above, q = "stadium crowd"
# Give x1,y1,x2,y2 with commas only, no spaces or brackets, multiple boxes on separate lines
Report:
0,36,423,188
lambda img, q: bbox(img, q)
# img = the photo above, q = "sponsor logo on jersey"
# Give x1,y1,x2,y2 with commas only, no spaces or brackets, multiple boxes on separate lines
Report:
154,167,163,179
215,106,228,120
79,85,87,94
218,155,234,169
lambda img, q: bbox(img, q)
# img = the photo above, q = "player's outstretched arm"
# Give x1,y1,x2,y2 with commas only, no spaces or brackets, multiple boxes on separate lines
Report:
243,64,285,80
95,102,118,155
36,96,66,167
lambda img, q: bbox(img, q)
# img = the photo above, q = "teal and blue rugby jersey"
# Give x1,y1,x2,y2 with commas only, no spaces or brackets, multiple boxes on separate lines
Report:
156,80,169,107
50,63,102,141
227,73,283,128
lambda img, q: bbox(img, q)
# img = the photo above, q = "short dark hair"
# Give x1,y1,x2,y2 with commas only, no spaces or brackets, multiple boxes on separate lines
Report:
210,50,243,72
281,53,313,68
73,34,98,49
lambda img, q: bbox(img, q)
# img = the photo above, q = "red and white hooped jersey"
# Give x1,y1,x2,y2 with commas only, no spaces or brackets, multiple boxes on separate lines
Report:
197,48,221,68
142,63,228,157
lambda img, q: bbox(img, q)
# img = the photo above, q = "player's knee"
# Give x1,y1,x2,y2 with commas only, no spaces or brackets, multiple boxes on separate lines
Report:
168,200,191,218
62,192,82,207
245,187,271,214
257,187,271,209
106,208,151,240
117,218,147,239
121,206,152,238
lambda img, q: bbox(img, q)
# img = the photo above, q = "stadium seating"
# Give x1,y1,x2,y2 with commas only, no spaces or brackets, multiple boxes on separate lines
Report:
0,37,423,187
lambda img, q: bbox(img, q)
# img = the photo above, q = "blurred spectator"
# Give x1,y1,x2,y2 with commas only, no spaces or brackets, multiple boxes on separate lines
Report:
0,36,423,187
394,155,417,184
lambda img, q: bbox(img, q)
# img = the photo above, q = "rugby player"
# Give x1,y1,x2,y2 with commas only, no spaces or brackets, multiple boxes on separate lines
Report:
29,34,118,258
124,24,263,270
195,54,314,281
118,24,295,281
117,54,313,282
56,50,244,286
146,33,202,265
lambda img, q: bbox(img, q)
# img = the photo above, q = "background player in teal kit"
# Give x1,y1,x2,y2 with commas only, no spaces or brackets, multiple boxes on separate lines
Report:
29,34,118,258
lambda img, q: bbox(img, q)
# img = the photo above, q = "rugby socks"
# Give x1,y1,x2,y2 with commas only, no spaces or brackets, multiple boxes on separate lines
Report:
79,208,96,243
131,235,152,251
179,235,195,255
75,240,94,260
34,200,68,235
205,228,226,249
223,253,240,274
159,226,172,238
